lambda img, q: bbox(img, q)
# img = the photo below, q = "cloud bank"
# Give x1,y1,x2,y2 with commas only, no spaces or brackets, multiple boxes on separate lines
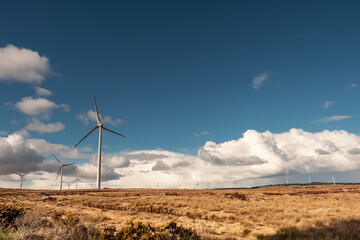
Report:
3,128,360,189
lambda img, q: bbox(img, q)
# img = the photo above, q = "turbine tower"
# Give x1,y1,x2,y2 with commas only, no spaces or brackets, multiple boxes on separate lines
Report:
74,94,126,189
332,176,336,185
308,176,311,184
53,154,75,191
234,179,237,189
285,175,289,185
11,171,29,189
195,181,199,189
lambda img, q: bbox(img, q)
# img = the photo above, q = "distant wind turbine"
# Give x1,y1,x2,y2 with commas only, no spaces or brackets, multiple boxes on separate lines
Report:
234,179,237,189
53,154,75,191
74,94,126,189
285,175,289,185
63,180,73,190
177,181,182,189
11,171,29,189
206,182,210,189
308,176,311,184
72,175,83,190
195,181,199,189
332,176,336,185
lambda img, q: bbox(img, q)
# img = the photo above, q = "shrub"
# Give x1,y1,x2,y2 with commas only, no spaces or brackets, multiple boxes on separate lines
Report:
115,219,200,240
0,205,27,228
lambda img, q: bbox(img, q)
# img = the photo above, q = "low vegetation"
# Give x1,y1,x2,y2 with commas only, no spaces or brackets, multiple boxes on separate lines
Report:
1,185,360,239
0,205,200,239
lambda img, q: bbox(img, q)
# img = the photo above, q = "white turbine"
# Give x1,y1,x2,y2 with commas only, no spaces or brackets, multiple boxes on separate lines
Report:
285,175,289,185
195,181,199,189
11,171,29,189
308,176,311,184
177,181,182,189
332,176,336,185
74,94,126,189
53,154,75,191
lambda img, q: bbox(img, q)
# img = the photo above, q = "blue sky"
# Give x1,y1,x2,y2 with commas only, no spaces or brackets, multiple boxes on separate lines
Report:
1,1,360,188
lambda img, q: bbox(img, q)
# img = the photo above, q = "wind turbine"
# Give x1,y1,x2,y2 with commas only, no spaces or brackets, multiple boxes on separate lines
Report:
332,176,336,185
195,181,199,189
206,182,210,189
177,181,182,189
63,180,73,190
234,179,237,189
72,175,83,190
53,154,75,191
285,175,289,185
11,171,29,189
308,176,311,184
74,94,126,189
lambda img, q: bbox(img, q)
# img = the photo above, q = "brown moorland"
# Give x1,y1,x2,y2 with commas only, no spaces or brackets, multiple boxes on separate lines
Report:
1,184,360,239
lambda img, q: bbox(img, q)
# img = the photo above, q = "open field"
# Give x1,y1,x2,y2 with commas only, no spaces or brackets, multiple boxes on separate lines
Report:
1,184,360,239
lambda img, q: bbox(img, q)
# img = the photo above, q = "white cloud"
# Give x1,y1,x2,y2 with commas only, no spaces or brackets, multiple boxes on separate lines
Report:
15,97,69,119
76,110,123,126
0,45,51,84
194,131,209,137
199,129,360,177
35,87,52,97
316,115,351,123
4,129,360,189
25,121,65,133
251,72,269,90
321,101,334,109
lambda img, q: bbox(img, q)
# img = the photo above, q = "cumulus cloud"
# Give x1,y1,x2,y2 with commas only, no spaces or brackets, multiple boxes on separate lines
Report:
76,110,123,126
251,72,269,90
199,128,360,178
321,101,334,109
4,128,360,189
35,87,52,97
25,121,65,133
0,45,51,84
0,134,44,175
15,97,69,119
316,115,351,123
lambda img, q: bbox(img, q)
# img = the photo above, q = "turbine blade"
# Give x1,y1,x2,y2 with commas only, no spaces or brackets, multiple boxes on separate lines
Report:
22,172,30,177
52,154,62,165
11,171,21,176
103,126,126,138
74,126,99,148
93,94,101,123
55,167,62,180
63,163,76,167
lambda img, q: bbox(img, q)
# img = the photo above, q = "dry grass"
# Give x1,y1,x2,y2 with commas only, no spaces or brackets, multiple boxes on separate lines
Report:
1,184,360,239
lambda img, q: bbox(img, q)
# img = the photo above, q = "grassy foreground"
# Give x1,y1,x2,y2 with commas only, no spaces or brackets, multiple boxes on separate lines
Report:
1,185,360,239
